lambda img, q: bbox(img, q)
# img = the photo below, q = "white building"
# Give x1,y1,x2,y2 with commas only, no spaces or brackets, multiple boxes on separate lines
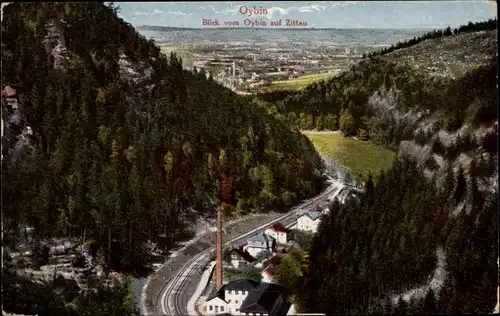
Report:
264,222,290,245
204,279,285,316
296,210,325,233
244,233,275,258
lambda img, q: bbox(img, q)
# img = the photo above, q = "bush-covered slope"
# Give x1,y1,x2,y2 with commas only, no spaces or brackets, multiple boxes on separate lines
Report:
1,2,324,272
367,18,497,61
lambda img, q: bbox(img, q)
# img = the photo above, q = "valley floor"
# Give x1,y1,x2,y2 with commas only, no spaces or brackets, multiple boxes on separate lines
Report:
303,131,396,178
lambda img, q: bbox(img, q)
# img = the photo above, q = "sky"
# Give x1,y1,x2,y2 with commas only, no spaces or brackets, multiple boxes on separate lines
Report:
113,1,497,29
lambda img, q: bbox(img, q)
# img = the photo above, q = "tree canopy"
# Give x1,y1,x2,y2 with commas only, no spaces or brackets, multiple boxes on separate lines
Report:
297,157,498,314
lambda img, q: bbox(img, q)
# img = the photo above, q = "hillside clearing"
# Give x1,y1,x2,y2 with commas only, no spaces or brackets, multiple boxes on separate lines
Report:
265,72,336,91
303,132,396,178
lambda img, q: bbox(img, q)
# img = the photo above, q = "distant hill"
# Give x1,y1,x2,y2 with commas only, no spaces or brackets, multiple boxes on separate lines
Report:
138,24,432,32
137,25,199,31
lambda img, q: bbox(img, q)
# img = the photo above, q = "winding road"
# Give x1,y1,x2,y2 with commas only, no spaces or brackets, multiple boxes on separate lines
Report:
161,177,345,316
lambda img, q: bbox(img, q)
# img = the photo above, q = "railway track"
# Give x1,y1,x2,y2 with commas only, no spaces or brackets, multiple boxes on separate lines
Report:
161,179,343,316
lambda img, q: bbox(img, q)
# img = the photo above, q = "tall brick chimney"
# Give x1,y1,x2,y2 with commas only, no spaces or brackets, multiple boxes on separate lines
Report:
216,169,232,290
215,204,223,289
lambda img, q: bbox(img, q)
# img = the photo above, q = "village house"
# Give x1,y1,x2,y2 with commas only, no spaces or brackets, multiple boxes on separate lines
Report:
261,266,273,283
244,232,276,258
296,210,325,233
264,222,290,245
204,279,286,316
229,248,256,269
261,255,282,283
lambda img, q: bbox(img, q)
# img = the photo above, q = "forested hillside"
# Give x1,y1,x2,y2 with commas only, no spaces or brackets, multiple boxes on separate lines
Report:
299,157,498,314
264,20,498,314
1,2,324,274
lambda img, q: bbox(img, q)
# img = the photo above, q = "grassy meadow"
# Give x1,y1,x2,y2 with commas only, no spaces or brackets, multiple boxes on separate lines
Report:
303,132,396,178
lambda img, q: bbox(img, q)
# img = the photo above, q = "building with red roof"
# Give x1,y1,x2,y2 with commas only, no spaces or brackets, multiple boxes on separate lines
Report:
261,265,274,283
264,222,290,244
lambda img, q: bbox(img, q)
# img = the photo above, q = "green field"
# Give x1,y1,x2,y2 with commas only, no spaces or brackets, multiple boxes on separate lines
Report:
303,132,396,178
264,72,336,91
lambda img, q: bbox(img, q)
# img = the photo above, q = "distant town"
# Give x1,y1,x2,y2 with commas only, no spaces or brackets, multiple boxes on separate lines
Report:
138,26,428,93
191,43,363,92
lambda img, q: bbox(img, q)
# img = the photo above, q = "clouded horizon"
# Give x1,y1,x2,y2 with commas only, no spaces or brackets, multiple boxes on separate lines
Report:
113,1,497,29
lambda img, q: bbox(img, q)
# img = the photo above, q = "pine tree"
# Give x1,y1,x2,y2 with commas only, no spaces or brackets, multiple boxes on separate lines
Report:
408,295,422,314
364,173,375,206
453,166,467,204
422,288,438,313
441,163,455,201
468,160,485,211
394,297,408,315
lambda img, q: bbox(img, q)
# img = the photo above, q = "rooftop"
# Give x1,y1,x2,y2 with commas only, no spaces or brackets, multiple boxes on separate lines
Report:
300,210,324,221
240,282,285,314
207,279,260,302
265,71,289,76
248,232,275,243
262,266,273,277
230,249,256,263
269,222,289,233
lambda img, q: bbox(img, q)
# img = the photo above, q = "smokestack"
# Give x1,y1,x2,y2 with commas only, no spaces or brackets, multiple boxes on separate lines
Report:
216,170,232,289
215,204,223,289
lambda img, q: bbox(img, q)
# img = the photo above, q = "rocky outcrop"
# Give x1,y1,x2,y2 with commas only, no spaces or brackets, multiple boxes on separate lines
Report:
1,2,12,21
3,311,37,316
391,247,447,304
42,19,70,70
367,78,498,216
117,53,156,98
2,21,156,163
1,86,33,162
367,87,426,130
